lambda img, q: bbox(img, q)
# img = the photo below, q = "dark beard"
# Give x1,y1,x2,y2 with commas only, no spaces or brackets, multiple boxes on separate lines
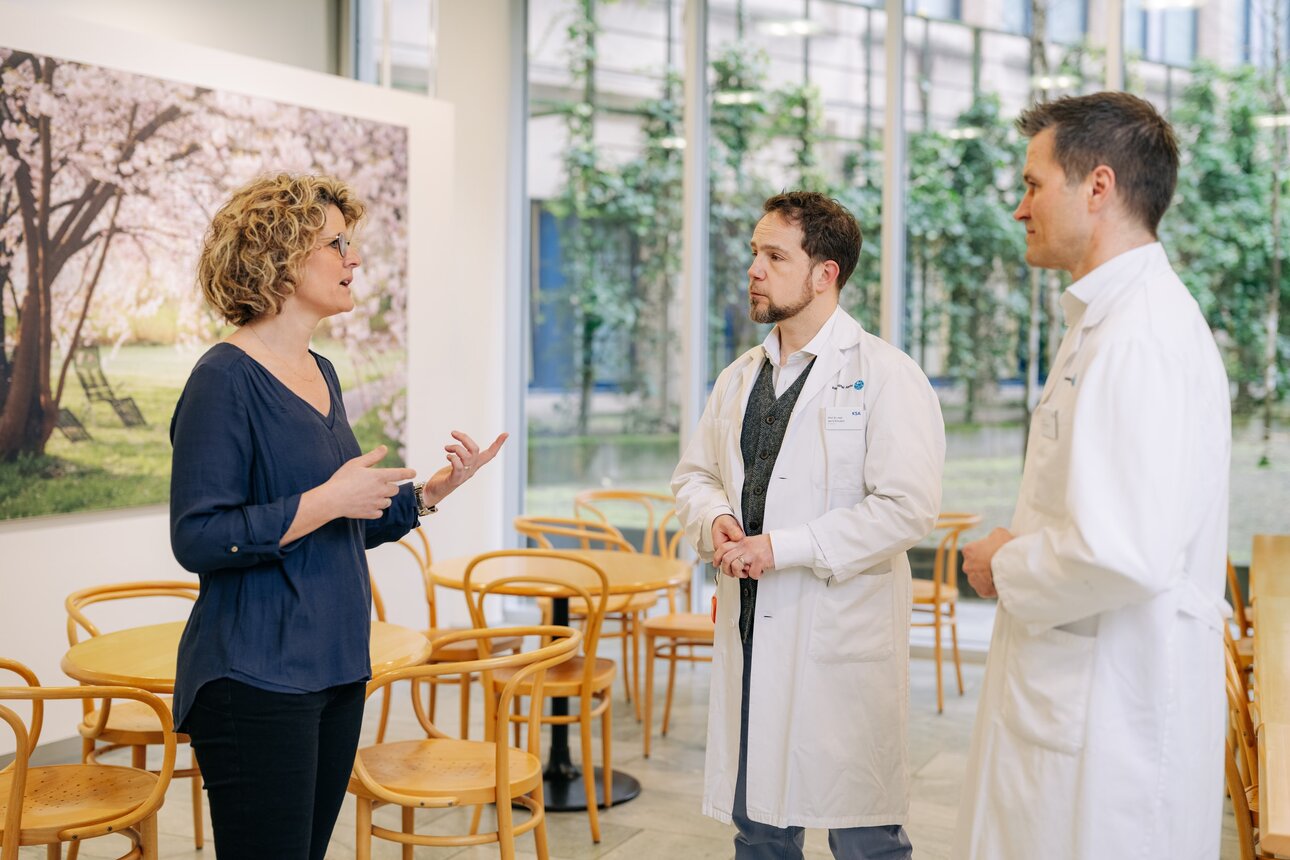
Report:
749,276,814,324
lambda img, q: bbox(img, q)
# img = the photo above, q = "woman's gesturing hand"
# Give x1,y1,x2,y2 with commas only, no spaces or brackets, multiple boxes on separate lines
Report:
324,445,417,520
422,431,508,506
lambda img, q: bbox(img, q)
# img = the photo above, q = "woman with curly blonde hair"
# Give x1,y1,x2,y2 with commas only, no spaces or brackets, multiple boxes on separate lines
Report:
169,173,505,859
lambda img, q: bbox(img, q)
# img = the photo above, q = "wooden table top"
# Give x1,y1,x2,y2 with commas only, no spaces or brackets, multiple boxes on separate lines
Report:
1252,535,1290,853
431,549,690,598
1252,534,1290,603
61,620,432,693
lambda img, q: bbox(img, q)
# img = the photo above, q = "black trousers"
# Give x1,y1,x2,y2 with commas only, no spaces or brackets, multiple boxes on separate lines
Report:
185,677,366,860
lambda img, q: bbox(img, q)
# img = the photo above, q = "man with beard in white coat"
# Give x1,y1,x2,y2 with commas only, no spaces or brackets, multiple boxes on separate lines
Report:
953,93,1231,860
672,191,945,859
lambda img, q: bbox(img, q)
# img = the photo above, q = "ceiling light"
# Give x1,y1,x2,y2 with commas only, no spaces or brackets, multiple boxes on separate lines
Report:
1255,114,1290,128
756,18,825,38
658,135,687,149
947,127,982,140
714,90,760,106
1031,74,1077,90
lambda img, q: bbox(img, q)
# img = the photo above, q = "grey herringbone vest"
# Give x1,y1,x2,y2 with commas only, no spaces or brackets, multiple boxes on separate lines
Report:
737,355,816,642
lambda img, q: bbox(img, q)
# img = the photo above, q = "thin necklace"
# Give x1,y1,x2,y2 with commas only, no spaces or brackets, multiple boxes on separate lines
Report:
246,324,319,383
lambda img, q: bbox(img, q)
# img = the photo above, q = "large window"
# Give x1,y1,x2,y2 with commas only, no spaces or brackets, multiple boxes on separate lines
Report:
524,0,685,518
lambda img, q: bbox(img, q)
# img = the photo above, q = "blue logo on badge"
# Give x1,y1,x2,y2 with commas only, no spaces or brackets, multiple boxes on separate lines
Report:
853,380,864,390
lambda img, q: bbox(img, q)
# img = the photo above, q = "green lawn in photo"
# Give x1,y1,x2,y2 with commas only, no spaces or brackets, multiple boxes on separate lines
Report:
0,341,406,521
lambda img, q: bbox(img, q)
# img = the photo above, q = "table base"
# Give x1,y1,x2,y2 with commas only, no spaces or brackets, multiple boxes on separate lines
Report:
543,768,641,811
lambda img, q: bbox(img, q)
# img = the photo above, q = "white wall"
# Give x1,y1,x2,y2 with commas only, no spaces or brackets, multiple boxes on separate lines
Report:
5,0,342,74
0,0,518,754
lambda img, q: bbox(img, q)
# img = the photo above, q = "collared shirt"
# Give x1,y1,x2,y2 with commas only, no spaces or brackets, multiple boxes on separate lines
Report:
761,307,840,396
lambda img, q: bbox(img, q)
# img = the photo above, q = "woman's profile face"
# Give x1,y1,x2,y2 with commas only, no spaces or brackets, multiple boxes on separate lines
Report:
291,204,362,320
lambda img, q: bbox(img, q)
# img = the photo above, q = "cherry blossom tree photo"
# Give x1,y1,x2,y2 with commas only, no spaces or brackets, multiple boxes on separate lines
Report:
0,47,409,519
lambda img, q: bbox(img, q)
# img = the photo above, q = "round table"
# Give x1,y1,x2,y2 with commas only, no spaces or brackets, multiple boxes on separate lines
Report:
430,549,690,811
62,620,432,692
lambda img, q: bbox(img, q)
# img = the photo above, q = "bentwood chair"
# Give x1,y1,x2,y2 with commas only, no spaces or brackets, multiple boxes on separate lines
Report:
513,516,655,718
347,626,581,860
64,581,204,849
1227,556,1256,682
369,532,522,742
0,658,175,860
911,514,981,713
1224,646,1272,860
465,550,615,843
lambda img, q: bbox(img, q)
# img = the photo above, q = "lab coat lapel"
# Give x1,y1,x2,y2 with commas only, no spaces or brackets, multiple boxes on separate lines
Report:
787,312,861,431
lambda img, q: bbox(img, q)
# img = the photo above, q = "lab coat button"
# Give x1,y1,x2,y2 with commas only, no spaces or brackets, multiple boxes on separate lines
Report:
764,415,775,425
230,546,239,553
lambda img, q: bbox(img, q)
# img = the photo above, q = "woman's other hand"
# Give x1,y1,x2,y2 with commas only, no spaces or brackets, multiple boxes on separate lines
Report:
323,445,417,520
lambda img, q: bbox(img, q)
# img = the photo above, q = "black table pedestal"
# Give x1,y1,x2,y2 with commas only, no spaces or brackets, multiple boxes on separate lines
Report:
541,595,642,812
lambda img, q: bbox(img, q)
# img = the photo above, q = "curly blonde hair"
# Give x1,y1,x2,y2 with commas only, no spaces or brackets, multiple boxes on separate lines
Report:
197,174,366,326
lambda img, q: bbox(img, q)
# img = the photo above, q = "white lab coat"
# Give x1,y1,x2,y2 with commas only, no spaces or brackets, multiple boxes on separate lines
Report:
952,244,1231,860
672,308,945,829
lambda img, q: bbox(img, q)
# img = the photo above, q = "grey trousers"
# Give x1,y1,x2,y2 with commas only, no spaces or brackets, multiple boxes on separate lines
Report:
733,628,913,860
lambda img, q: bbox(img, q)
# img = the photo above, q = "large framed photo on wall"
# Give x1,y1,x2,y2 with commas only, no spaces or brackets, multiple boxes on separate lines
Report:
0,4,450,521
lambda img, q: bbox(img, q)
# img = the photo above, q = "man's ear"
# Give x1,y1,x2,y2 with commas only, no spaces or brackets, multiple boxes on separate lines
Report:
815,259,841,293
1087,164,1116,213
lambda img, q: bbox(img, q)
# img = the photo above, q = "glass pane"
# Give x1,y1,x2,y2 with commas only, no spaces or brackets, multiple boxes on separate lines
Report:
903,15,1041,546
353,0,435,93
706,0,885,382
525,0,685,523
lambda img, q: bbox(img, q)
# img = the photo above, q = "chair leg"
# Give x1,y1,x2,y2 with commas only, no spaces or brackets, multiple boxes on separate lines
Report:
663,646,679,737
402,806,415,860
376,682,392,744
470,802,485,835
644,632,656,758
140,812,159,860
67,841,80,860
428,679,439,729
191,752,205,849
532,781,551,860
356,797,373,860
513,694,523,749
46,844,62,860
460,672,472,740
949,601,965,695
619,617,633,707
631,613,643,722
580,695,601,842
601,699,613,809
934,608,945,714
498,784,516,860
132,744,147,769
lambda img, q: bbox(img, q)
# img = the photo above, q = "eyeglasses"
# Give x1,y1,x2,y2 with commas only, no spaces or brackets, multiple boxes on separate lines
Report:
319,232,351,258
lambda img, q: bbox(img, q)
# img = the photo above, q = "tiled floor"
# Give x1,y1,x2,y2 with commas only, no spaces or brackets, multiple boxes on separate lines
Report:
20,637,1242,858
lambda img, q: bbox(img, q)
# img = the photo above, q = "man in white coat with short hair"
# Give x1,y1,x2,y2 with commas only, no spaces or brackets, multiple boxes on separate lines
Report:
672,191,945,859
953,92,1231,860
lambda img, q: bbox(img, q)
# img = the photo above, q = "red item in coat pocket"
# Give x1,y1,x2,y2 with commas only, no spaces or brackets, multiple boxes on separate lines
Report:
711,593,718,623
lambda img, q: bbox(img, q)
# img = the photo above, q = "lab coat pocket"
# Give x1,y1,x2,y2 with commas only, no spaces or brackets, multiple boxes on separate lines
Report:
820,407,867,491
808,569,894,663
1001,624,1096,754
1024,405,1068,515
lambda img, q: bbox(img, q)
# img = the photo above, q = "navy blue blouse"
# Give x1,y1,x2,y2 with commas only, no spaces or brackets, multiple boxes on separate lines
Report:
168,342,417,730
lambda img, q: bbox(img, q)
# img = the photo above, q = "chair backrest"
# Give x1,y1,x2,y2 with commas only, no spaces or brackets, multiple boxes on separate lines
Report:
352,626,581,808
513,515,635,553
1225,734,1259,860
65,581,199,646
463,550,610,681
573,489,676,557
1224,629,1259,782
0,657,175,858
1228,555,1251,638
369,531,440,628
930,514,982,599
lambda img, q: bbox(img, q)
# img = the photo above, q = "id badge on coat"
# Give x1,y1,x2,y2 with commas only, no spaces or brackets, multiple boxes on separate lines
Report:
826,406,866,430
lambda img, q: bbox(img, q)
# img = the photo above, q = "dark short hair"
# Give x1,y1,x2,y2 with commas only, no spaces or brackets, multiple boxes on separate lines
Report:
762,191,863,289
1016,91,1178,235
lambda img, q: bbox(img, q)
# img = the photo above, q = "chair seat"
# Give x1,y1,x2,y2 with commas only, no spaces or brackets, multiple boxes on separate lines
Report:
350,738,542,806
911,580,958,603
491,656,616,696
1234,635,1254,670
80,695,191,747
425,628,523,661
642,613,715,641
0,764,156,842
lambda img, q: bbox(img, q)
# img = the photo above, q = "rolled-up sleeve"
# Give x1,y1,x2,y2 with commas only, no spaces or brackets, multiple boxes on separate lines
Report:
169,364,301,573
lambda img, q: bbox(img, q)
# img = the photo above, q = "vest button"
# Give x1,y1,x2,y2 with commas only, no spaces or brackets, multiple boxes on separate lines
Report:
753,487,763,496
758,450,770,460
764,415,775,425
